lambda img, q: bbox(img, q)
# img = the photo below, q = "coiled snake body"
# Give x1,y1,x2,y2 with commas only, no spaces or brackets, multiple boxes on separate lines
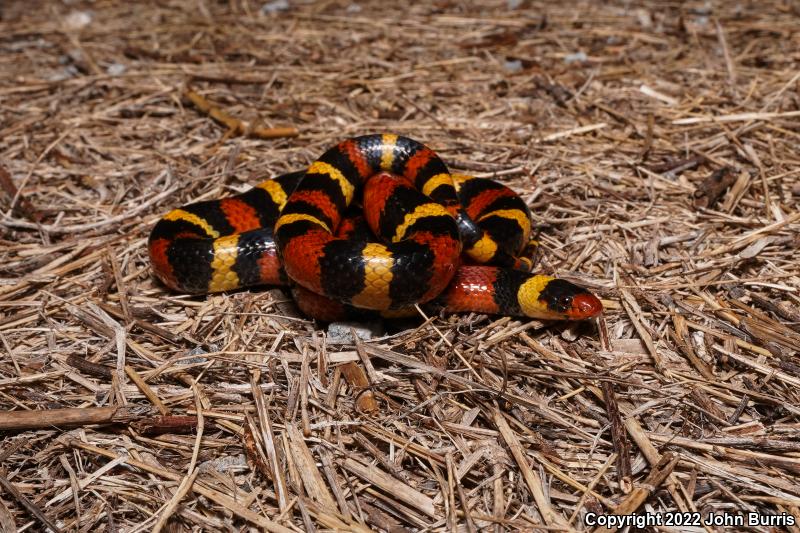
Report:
149,134,602,321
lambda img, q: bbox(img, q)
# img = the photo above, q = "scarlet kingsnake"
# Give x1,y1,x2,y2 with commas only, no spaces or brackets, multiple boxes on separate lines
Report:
148,134,602,321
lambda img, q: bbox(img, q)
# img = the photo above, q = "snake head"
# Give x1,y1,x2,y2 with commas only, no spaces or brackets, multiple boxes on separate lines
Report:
565,291,604,319
517,276,603,320
539,279,603,320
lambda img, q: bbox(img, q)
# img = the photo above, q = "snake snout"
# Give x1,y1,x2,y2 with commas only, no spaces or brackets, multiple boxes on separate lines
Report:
567,292,603,319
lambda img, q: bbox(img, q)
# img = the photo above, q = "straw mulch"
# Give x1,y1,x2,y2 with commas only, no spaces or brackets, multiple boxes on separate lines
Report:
1,0,799,531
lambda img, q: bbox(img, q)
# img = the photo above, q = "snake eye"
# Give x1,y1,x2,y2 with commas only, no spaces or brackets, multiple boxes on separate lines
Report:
557,294,574,313
538,279,578,313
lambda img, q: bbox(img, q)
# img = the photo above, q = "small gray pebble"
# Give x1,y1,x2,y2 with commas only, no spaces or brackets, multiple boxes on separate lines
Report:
327,321,384,344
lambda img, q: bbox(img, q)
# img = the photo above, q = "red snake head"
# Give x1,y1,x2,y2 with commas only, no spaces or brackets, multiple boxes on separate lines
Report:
516,276,603,320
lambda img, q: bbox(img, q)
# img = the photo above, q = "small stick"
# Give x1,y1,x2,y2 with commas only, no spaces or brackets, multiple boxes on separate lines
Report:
58,455,82,522
286,423,338,511
351,329,381,384
108,251,131,323
66,354,113,379
318,448,352,520
672,110,800,124
693,167,736,209
0,499,15,533
647,155,705,175
66,439,294,533
450,453,477,533
339,362,379,414
619,290,665,373
125,365,170,415
715,18,737,90
568,453,617,525
0,405,151,431
0,470,63,533
601,382,632,493
250,374,290,510
341,457,436,518
0,164,41,222
593,453,679,533
540,122,607,142
493,410,570,529
440,457,457,531
151,468,199,533
46,456,128,507
639,112,653,162
742,143,774,219
184,89,299,139
0,439,27,463
747,294,800,331
353,433,407,481
299,345,311,437
129,416,198,436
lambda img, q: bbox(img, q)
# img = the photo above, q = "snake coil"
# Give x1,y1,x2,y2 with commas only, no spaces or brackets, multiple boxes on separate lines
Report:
149,134,602,321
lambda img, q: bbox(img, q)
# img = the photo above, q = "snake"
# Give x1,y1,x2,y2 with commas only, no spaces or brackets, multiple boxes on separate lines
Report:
148,134,602,321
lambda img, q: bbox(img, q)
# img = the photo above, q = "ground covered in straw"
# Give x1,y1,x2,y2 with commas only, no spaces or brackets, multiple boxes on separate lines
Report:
1,0,799,531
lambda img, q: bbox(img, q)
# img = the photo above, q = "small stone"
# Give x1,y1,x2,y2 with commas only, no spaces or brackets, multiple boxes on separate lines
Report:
179,343,219,364
64,10,92,30
48,65,80,81
727,286,746,299
560,323,580,341
199,454,248,473
327,321,384,344
636,9,653,28
261,0,289,14
106,62,126,76
564,51,587,64
504,59,523,73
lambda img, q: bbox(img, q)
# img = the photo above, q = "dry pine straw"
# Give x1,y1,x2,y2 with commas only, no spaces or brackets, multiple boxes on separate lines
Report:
0,0,799,531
